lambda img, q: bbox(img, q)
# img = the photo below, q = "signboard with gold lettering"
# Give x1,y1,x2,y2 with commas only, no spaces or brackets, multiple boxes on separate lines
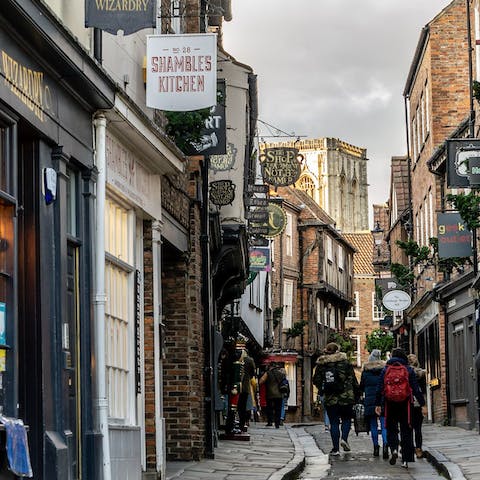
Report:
250,202,287,238
85,0,156,35
0,49,55,124
209,180,235,207
146,33,217,111
260,147,303,187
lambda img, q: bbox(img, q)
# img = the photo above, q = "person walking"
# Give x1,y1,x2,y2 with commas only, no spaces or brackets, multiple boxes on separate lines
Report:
237,350,256,432
259,362,285,428
375,347,426,469
360,349,388,458
313,342,360,456
407,353,427,459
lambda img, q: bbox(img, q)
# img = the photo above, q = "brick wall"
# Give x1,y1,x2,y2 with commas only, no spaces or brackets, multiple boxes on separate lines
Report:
162,159,205,460
143,221,156,470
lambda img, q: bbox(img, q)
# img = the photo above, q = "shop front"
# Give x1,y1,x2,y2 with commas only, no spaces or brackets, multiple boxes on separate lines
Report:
0,1,115,478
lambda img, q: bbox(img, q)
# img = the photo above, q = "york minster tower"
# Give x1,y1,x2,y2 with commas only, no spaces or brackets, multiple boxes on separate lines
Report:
262,137,369,233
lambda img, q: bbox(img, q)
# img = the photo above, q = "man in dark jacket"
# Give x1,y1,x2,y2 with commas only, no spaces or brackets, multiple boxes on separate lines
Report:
313,342,359,456
259,362,285,428
375,348,426,469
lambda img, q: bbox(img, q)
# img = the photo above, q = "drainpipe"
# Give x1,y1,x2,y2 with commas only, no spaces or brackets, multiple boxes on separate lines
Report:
152,221,165,477
93,113,112,480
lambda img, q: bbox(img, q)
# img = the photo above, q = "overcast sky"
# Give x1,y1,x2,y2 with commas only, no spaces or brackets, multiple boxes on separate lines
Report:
222,0,454,227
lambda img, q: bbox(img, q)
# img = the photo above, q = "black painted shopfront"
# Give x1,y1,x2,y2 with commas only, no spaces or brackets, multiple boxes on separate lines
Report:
0,1,114,478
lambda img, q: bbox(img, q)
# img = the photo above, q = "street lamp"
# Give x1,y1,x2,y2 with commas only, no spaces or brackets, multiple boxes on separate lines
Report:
371,221,384,257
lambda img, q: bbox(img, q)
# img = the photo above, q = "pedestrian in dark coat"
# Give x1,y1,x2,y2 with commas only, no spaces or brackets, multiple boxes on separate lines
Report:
259,363,285,428
375,348,426,469
313,342,360,456
360,349,388,458
408,353,427,459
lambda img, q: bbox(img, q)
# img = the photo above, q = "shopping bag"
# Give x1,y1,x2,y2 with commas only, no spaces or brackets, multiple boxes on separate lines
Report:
353,403,369,435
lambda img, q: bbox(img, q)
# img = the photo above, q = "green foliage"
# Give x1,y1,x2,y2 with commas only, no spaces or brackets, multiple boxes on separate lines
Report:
164,109,211,153
286,320,307,339
395,239,430,265
473,80,480,103
446,192,480,231
272,307,283,329
328,329,356,359
365,328,394,358
390,262,415,288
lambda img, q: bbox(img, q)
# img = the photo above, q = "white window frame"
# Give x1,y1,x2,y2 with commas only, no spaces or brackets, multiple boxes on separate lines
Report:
326,235,333,262
351,334,361,367
285,363,297,406
105,197,136,424
346,292,359,321
338,244,344,271
286,212,293,257
283,279,294,329
316,298,322,325
372,291,384,322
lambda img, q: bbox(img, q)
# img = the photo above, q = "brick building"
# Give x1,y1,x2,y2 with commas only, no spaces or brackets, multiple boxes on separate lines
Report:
400,0,473,427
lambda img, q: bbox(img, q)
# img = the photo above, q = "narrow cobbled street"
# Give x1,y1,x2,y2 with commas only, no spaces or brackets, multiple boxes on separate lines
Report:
300,424,444,480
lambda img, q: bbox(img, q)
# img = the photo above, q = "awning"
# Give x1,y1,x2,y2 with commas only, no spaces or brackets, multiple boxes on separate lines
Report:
262,353,298,365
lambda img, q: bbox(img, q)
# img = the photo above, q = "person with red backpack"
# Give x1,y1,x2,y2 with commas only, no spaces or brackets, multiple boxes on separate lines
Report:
374,348,426,469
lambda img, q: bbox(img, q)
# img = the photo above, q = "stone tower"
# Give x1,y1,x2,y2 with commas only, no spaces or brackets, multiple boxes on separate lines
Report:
262,137,369,232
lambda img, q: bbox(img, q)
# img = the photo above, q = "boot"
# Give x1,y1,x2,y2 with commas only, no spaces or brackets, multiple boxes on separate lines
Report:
382,445,389,460
373,445,380,457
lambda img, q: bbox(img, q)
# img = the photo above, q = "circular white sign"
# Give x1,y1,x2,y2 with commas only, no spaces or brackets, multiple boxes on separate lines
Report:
382,289,411,311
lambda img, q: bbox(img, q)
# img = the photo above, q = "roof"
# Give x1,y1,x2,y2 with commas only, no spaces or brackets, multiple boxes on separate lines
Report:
342,232,376,275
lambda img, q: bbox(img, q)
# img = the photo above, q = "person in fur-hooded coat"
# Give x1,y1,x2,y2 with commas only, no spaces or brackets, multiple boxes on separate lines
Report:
360,349,388,458
408,354,427,459
313,342,359,455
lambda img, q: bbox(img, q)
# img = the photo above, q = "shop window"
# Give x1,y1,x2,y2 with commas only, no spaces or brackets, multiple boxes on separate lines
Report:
105,198,135,422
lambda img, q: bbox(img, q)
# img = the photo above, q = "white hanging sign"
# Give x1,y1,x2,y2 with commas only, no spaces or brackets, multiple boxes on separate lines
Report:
146,33,217,111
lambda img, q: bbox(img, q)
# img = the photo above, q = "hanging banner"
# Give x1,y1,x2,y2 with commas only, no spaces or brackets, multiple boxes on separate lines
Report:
249,247,271,272
146,33,217,111
85,0,156,35
437,212,472,259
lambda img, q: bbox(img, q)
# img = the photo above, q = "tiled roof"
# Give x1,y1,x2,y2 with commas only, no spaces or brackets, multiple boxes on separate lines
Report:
342,232,376,275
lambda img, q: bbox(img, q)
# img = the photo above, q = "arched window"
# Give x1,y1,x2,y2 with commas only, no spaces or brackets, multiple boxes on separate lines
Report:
297,175,316,199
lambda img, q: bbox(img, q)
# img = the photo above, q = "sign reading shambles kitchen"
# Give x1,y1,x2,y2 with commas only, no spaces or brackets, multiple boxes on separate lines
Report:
146,33,217,111
85,0,156,35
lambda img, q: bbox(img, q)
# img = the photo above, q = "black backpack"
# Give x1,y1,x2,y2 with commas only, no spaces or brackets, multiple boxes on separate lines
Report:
323,362,344,394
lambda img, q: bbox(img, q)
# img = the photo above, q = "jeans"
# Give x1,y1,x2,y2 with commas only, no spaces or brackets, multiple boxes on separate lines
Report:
367,414,387,446
326,404,353,451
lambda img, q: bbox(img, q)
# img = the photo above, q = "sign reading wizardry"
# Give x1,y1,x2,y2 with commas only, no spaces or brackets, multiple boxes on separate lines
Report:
259,147,303,187
85,0,156,35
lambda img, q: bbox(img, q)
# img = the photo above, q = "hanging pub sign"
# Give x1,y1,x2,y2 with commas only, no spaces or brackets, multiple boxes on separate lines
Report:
247,184,269,194
249,247,271,272
446,138,480,188
209,143,238,172
85,0,156,35
250,202,287,238
247,197,269,208
209,180,235,206
259,147,303,187
189,80,226,155
146,33,217,111
437,212,472,259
